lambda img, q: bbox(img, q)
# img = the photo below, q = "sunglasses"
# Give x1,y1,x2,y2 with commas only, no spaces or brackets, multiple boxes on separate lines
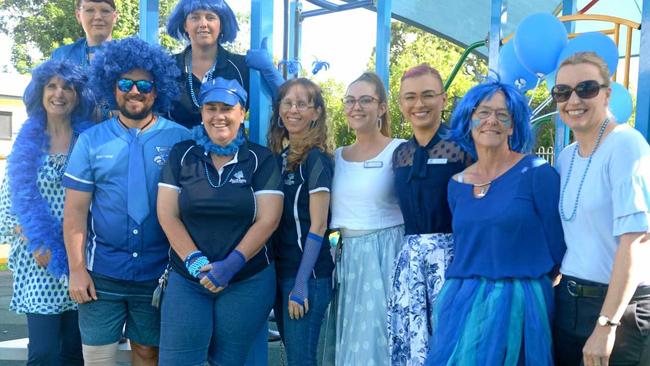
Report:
551,80,608,103
117,78,155,94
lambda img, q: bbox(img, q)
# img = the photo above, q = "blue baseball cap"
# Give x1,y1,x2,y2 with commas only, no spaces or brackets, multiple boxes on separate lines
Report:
199,77,248,107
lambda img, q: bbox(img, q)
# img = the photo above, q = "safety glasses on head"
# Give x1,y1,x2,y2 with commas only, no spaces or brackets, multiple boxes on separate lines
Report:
117,78,156,94
551,80,608,103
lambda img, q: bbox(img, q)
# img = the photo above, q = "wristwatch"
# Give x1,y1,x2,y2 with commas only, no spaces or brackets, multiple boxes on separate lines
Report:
597,315,621,327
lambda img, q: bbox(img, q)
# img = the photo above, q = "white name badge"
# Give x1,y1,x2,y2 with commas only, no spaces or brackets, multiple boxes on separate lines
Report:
363,160,383,169
427,158,448,165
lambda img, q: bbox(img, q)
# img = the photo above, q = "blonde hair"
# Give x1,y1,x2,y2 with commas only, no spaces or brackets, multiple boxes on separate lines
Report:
557,52,610,86
349,72,392,137
268,78,332,172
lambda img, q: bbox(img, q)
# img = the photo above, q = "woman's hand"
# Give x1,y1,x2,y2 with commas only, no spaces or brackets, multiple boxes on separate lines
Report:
288,292,309,320
33,247,51,267
582,325,616,366
199,263,224,294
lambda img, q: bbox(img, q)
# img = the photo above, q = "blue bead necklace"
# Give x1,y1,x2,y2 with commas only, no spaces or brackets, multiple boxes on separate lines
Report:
559,118,609,221
187,50,216,108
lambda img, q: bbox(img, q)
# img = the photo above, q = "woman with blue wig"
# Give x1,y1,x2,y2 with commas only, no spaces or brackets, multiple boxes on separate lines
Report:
424,78,566,365
0,59,93,365
166,0,284,128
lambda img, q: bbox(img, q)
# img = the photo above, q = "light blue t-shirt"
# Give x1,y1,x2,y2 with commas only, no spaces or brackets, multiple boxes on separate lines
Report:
558,123,650,284
63,116,190,281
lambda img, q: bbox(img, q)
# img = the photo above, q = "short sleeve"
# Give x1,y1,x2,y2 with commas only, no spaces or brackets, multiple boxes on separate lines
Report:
610,132,650,236
253,150,283,196
62,133,94,192
531,160,566,265
305,149,333,194
158,142,186,192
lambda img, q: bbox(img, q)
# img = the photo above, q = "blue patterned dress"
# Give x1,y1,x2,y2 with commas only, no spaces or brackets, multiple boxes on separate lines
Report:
0,154,77,314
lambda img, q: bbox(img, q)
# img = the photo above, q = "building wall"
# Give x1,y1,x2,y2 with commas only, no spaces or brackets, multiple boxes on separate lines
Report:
0,73,31,179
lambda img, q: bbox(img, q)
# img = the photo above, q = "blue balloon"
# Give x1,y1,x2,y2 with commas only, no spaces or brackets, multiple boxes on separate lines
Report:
545,70,557,93
498,41,539,92
608,82,633,122
556,32,619,76
514,13,568,75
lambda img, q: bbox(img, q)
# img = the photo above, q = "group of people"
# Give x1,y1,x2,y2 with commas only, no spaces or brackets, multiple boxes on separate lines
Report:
1,0,649,366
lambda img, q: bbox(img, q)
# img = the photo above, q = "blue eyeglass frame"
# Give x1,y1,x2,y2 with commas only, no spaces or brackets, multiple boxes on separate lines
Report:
117,78,156,94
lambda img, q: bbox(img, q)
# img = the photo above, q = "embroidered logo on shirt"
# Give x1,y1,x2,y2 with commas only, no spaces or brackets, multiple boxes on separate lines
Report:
153,146,171,166
284,173,295,186
229,170,247,184
96,154,114,159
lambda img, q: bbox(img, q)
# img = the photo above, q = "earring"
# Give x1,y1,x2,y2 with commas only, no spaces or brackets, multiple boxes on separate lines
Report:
310,120,317,129
277,117,285,128
377,117,383,131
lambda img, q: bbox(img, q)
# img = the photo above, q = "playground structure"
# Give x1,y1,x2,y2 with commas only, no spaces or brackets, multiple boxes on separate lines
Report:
140,0,650,153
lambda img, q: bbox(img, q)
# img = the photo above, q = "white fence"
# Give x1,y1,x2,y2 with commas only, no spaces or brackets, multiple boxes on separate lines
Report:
535,146,554,165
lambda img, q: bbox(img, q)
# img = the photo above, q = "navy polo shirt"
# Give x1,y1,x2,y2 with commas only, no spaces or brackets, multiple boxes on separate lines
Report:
169,44,250,128
392,134,471,235
275,148,335,280
159,139,283,283
62,116,191,281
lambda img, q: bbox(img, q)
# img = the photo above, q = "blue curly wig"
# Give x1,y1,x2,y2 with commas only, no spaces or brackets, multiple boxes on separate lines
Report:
89,37,180,113
24,59,95,123
447,78,533,159
166,0,239,44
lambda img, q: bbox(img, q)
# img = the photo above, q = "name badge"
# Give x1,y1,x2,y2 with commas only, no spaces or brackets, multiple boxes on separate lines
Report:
363,161,383,169
427,158,448,165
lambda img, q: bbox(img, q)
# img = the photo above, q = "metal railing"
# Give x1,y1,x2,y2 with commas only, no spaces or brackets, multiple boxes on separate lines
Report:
535,146,554,165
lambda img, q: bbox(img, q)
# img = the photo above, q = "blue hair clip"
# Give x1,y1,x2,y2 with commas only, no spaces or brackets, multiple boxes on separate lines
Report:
312,59,330,76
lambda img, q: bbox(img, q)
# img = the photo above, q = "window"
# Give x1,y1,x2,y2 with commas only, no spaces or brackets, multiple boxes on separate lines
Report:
0,112,11,140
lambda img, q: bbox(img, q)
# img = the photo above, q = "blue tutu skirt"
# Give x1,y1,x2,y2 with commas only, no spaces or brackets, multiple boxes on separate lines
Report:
425,277,554,366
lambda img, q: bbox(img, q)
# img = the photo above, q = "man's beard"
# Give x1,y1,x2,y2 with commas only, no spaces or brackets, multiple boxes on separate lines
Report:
118,98,153,120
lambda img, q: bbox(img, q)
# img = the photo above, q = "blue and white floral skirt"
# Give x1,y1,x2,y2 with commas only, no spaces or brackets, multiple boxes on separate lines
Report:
388,233,454,366
333,225,405,366
425,276,554,366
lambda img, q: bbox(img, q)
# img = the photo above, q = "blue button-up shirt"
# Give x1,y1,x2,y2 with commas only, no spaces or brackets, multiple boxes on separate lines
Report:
63,116,190,281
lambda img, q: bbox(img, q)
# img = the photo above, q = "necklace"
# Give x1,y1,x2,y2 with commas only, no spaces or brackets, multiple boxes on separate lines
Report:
203,160,237,189
559,118,609,221
473,181,491,198
187,49,217,108
118,115,155,132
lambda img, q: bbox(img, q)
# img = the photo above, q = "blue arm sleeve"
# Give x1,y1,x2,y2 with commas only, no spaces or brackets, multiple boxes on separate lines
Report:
532,161,566,265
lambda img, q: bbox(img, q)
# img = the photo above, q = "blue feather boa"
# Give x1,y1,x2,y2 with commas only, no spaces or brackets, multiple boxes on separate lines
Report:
7,116,91,280
191,125,245,156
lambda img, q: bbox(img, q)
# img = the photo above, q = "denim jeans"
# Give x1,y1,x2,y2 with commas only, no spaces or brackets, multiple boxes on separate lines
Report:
26,311,83,366
275,276,333,366
554,276,650,366
159,265,276,366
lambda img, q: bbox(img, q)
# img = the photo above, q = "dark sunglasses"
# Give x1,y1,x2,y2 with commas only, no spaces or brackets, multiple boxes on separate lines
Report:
551,80,607,103
117,78,155,94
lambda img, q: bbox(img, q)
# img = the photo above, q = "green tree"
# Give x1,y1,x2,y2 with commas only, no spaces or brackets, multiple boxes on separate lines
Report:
0,0,178,73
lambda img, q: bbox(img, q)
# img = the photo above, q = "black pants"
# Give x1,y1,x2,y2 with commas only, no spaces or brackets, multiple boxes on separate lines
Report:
554,277,650,366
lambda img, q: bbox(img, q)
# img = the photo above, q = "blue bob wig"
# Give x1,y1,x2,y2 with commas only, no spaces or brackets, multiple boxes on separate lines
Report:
23,59,95,124
447,78,533,159
166,0,239,44
89,37,180,113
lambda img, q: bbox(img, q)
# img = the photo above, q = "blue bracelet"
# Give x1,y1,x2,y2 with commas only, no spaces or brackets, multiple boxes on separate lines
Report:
184,251,210,278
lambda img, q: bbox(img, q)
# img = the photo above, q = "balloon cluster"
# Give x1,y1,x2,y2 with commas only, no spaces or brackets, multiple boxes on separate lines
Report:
499,13,633,122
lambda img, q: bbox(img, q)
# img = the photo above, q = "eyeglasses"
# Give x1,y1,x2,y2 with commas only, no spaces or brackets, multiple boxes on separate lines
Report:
400,91,444,106
473,107,512,123
342,95,379,110
279,100,314,112
117,79,155,94
551,80,608,103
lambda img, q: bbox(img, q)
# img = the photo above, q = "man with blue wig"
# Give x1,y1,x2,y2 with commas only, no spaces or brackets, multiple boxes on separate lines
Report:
62,37,190,366
166,0,285,128
51,0,118,67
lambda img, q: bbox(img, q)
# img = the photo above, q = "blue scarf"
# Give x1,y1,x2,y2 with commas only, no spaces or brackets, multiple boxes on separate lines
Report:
191,125,245,156
7,115,90,280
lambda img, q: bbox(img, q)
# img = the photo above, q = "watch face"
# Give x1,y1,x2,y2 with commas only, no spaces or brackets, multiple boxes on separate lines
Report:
598,316,608,326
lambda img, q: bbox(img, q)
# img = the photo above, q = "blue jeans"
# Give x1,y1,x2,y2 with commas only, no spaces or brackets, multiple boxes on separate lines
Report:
275,277,333,366
26,311,83,366
159,265,276,366
78,272,160,346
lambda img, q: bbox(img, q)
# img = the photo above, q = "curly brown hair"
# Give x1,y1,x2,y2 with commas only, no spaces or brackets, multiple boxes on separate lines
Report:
268,78,332,171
